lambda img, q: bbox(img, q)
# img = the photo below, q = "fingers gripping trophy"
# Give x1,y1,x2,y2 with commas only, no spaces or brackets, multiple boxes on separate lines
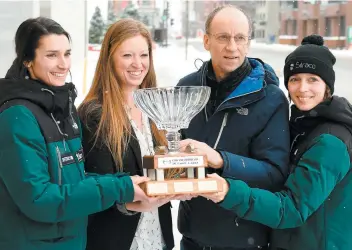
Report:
133,86,223,196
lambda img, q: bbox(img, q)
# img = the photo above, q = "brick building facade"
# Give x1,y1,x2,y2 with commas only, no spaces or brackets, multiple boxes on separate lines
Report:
279,0,352,49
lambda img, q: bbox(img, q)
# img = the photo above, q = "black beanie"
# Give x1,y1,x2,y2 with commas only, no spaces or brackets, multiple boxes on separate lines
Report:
284,34,336,94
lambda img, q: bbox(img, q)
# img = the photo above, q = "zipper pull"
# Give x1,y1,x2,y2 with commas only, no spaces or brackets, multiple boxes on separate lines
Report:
56,146,63,185
235,217,239,226
222,112,228,127
56,146,63,168
63,138,67,152
68,90,80,135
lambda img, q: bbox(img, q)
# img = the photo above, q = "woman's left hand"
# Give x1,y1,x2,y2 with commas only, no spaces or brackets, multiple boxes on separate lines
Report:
179,139,224,169
200,173,229,203
126,195,175,212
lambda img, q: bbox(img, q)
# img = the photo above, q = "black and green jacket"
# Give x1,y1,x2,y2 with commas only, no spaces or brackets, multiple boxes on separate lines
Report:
220,96,352,250
0,70,134,250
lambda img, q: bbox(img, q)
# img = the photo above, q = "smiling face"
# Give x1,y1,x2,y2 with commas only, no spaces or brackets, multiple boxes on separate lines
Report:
27,34,71,86
113,35,150,91
288,73,327,111
204,7,250,81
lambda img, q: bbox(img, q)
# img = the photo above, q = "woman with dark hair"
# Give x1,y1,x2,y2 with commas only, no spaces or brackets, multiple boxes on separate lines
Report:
0,17,149,250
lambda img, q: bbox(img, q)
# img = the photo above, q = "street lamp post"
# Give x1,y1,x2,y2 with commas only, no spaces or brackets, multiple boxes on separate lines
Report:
83,0,88,96
185,0,189,60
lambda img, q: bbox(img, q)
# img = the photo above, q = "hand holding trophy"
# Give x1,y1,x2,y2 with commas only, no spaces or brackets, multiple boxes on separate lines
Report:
133,86,223,196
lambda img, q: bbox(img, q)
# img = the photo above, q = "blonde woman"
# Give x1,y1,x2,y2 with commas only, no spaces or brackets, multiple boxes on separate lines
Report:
79,19,178,250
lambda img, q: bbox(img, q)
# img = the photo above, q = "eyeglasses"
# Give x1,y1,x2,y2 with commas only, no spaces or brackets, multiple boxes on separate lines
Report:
208,33,251,45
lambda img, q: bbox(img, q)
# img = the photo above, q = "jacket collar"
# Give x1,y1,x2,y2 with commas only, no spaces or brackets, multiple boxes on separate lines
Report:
226,58,265,99
198,58,268,113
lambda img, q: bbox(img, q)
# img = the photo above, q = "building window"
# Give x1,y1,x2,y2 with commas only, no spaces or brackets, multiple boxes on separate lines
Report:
340,15,346,36
325,17,331,36
328,0,345,3
312,20,318,34
303,20,307,37
286,0,298,8
285,20,289,35
255,30,265,39
292,20,297,35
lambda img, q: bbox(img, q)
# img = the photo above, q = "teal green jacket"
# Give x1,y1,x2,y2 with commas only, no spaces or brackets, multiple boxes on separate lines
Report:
221,124,352,250
219,98,352,250
0,79,134,250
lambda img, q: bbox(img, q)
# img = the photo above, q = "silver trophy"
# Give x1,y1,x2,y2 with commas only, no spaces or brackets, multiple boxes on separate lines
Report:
133,86,223,196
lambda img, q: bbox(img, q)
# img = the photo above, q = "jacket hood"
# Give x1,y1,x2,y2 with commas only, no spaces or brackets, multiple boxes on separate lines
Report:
292,96,352,131
249,57,280,87
1,61,76,118
313,96,352,130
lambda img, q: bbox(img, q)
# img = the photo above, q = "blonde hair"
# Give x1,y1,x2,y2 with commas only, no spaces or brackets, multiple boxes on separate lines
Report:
79,19,181,178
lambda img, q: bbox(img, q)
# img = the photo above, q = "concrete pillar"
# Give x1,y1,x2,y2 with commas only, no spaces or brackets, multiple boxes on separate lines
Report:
0,0,40,77
0,0,86,104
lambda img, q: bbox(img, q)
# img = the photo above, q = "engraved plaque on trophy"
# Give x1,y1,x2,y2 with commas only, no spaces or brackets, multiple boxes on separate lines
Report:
133,86,223,196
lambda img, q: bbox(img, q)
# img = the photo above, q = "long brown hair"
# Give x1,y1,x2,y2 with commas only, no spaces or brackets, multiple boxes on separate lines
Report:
78,19,167,172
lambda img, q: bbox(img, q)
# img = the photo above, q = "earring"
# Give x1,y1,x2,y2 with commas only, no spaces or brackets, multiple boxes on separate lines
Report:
68,70,73,82
24,65,30,79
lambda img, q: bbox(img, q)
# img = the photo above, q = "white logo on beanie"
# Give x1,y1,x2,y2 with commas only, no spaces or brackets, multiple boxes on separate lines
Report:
291,61,316,70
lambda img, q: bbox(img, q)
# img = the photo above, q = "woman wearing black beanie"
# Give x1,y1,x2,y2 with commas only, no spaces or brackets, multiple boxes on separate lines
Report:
199,35,352,250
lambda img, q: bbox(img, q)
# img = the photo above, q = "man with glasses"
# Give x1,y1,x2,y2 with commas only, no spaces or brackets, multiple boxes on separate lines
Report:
177,5,290,250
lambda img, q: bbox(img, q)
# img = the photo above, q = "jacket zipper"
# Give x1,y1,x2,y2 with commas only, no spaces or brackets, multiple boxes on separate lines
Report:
56,146,63,185
290,116,306,153
68,90,79,134
290,134,301,153
213,113,228,149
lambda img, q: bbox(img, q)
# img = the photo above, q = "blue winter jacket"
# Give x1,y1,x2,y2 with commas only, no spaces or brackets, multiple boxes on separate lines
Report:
177,58,290,248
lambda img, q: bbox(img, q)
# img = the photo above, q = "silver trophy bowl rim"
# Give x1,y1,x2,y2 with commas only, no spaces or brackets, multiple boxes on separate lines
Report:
132,86,211,132
133,86,211,92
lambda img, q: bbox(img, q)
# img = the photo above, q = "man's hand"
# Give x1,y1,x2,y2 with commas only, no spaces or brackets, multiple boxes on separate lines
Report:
200,173,229,203
179,139,224,169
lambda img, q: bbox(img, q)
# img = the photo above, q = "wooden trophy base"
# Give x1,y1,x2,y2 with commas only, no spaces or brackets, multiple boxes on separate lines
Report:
139,177,223,196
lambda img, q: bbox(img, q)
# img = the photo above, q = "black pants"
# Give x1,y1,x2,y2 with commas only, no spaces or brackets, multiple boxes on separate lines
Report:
180,237,269,250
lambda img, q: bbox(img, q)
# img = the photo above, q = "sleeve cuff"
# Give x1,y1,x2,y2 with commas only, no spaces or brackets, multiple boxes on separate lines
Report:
218,179,249,210
219,151,230,176
118,175,135,203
